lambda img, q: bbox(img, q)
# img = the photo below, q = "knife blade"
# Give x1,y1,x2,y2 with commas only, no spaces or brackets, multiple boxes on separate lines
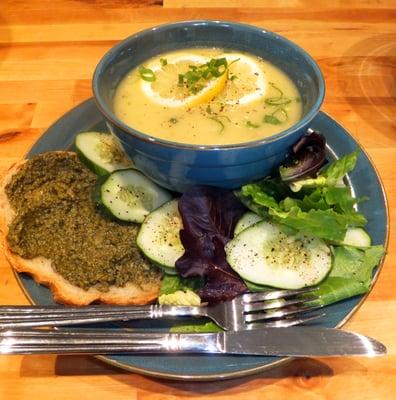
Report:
0,327,386,357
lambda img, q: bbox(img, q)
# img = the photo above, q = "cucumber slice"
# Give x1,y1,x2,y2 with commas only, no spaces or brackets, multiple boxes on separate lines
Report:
234,212,263,236
137,199,185,273
225,221,332,289
75,131,133,175
97,169,172,223
340,227,371,247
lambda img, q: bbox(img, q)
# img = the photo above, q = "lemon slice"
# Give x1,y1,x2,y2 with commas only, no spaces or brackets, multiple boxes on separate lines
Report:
141,54,228,108
220,53,267,105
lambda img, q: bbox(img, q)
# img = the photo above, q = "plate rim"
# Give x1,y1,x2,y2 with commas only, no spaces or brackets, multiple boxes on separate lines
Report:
12,99,390,381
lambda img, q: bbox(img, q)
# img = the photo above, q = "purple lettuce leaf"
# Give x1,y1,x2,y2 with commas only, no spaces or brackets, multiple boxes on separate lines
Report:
175,186,247,304
279,130,327,182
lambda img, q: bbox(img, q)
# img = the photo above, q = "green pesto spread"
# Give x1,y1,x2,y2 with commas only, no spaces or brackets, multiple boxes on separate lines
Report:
6,152,160,291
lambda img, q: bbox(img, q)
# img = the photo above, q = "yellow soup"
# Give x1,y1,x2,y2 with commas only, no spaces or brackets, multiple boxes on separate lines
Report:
114,48,302,145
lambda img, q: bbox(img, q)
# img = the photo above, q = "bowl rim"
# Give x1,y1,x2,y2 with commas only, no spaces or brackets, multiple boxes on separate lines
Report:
92,19,325,151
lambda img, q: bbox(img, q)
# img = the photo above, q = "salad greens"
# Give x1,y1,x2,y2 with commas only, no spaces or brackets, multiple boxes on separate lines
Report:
238,150,367,242
279,131,326,182
175,186,247,304
236,148,384,307
312,245,384,306
170,321,223,333
160,145,385,332
243,245,384,306
159,274,203,295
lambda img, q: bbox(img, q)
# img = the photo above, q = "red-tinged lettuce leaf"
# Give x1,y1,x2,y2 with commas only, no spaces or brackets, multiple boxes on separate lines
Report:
279,130,326,182
175,186,247,304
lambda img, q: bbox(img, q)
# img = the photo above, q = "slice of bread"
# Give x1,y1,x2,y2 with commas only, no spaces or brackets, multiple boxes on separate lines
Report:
0,154,161,306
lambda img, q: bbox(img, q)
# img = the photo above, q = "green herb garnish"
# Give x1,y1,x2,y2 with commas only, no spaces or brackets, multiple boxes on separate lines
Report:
264,82,292,106
178,57,230,94
138,66,156,82
266,82,284,100
246,120,260,128
218,115,231,122
263,115,282,125
265,98,292,106
160,58,168,67
209,116,225,133
263,107,288,125
169,117,178,124
227,58,240,70
208,115,231,134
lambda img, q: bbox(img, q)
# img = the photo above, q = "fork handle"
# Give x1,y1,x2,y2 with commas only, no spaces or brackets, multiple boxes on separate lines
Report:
0,305,207,328
0,329,218,355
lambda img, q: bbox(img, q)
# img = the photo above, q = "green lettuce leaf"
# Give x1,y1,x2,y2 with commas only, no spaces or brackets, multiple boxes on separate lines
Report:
313,245,385,306
289,176,327,192
300,188,329,210
269,207,348,241
159,274,203,295
170,321,223,333
241,183,281,210
288,150,359,191
161,275,221,332
244,280,272,292
320,149,359,186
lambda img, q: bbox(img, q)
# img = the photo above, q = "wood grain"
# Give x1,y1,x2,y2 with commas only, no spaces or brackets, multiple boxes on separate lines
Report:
0,1,395,398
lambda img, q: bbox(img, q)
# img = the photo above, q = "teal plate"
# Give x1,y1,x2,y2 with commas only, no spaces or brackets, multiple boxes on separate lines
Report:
16,99,388,381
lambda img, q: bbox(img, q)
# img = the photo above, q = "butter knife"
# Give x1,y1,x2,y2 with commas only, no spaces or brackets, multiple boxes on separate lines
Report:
0,327,386,356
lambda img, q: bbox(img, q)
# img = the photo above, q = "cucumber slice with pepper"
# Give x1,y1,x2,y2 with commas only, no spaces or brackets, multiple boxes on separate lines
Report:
137,199,185,274
234,212,263,236
226,221,332,289
75,131,133,175
96,169,172,223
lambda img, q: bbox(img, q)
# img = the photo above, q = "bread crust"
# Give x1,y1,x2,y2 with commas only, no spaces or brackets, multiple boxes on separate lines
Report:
0,155,161,305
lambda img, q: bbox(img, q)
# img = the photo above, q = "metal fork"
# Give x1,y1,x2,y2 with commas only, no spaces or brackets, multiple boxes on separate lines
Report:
0,287,322,331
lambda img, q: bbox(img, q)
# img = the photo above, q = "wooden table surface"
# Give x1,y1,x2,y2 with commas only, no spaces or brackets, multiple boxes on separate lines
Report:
0,0,395,398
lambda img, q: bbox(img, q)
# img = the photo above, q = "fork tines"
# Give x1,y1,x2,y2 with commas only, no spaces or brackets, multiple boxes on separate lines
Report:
242,287,323,329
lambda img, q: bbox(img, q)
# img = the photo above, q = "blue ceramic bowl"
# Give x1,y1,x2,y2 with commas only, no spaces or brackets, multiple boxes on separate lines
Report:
93,20,325,192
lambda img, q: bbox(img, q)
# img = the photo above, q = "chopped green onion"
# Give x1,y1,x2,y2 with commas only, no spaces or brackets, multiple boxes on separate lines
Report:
263,114,282,125
228,58,240,68
274,107,288,121
206,57,228,77
246,120,260,128
263,107,288,125
139,66,156,82
217,115,231,123
264,98,292,106
160,58,168,67
209,116,225,133
266,82,284,100
178,57,230,94
264,82,293,110
169,118,178,124
230,74,238,81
